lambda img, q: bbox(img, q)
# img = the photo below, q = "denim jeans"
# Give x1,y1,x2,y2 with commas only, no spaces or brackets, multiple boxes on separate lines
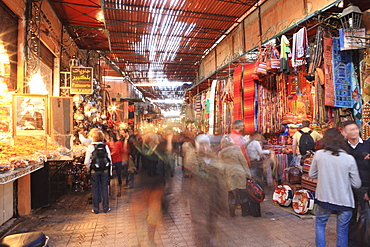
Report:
112,161,123,185
90,169,110,213
316,205,352,247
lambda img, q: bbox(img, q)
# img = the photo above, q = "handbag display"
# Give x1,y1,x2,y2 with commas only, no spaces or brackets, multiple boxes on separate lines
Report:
266,44,281,72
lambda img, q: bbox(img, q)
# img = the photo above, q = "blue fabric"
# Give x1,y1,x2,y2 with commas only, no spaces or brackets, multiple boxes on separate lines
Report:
91,170,110,213
332,37,353,108
316,200,352,211
316,205,352,247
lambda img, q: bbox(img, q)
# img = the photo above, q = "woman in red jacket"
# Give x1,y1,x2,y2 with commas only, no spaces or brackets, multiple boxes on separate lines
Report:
107,133,124,196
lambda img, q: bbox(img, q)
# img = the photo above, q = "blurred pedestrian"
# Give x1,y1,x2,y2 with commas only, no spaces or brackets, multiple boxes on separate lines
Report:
186,134,227,246
309,128,361,247
218,135,252,217
229,120,251,166
247,132,270,186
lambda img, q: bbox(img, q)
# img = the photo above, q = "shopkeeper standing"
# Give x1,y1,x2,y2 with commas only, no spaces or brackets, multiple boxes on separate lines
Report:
341,120,370,246
292,119,322,157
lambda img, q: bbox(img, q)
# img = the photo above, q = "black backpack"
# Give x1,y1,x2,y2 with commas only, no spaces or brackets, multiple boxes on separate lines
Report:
298,130,315,155
90,143,110,171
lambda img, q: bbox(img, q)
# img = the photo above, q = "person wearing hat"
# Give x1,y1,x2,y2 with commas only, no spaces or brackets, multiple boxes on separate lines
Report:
219,135,252,217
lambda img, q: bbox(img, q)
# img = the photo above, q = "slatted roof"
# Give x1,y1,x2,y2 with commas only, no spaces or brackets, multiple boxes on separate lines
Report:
50,0,260,104
50,0,370,109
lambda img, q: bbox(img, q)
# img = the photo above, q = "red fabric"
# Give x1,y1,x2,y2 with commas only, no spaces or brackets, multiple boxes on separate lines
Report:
243,64,256,135
233,65,243,121
324,36,334,107
107,140,124,163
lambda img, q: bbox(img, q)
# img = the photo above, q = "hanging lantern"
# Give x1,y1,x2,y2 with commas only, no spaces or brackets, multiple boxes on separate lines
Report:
340,4,363,29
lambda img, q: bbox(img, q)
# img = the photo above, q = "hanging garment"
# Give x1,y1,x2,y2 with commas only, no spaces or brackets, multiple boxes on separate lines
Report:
324,36,335,107
280,35,291,74
243,64,256,134
292,27,310,67
233,65,243,121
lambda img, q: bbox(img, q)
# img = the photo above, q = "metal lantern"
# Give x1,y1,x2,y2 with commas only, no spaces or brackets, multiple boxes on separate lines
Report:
340,4,363,29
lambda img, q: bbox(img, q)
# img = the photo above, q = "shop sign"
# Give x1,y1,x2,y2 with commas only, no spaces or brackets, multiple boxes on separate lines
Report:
70,67,93,94
340,28,366,51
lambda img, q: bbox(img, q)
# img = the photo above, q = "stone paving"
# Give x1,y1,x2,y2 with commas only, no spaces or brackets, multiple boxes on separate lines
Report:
3,165,339,247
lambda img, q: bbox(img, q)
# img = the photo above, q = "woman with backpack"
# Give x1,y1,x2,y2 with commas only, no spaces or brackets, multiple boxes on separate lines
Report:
84,129,112,214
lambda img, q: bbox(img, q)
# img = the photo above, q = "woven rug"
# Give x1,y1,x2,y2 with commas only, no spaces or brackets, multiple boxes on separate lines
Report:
332,37,353,108
324,36,334,107
243,63,256,134
233,65,243,121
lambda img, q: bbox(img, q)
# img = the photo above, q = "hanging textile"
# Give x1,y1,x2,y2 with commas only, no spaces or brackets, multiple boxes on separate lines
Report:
280,35,291,74
292,27,310,67
233,65,243,121
128,101,135,126
324,36,334,107
332,37,353,108
243,63,256,134
195,95,202,122
352,62,362,127
361,59,370,139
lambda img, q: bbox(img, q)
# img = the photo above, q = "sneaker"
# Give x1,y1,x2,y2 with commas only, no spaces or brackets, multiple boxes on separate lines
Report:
104,208,111,213
92,209,98,214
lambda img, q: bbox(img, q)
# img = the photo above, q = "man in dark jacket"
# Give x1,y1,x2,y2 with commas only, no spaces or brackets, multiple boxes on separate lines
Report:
342,120,370,246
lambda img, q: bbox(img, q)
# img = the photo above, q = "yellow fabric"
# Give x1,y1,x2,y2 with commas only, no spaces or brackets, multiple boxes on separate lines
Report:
292,127,322,143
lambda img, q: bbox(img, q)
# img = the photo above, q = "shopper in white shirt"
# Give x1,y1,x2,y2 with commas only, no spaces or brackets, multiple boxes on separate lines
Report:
247,132,270,185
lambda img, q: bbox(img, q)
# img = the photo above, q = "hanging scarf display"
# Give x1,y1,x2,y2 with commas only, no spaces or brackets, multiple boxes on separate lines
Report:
352,62,362,127
195,95,202,122
243,63,256,134
307,27,323,81
324,36,334,107
361,58,370,139
257,75,287,134
233,65,243,121
332,37,353,108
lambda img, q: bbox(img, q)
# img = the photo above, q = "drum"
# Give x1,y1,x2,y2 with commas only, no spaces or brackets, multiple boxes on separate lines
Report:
273,185,293,207
292,189,315,214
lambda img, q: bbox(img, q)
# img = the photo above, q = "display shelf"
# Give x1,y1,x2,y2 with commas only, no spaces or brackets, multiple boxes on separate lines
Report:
0,162,44,184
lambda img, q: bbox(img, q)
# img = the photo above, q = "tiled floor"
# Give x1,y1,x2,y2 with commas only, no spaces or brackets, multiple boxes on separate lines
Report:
4,165,339,247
